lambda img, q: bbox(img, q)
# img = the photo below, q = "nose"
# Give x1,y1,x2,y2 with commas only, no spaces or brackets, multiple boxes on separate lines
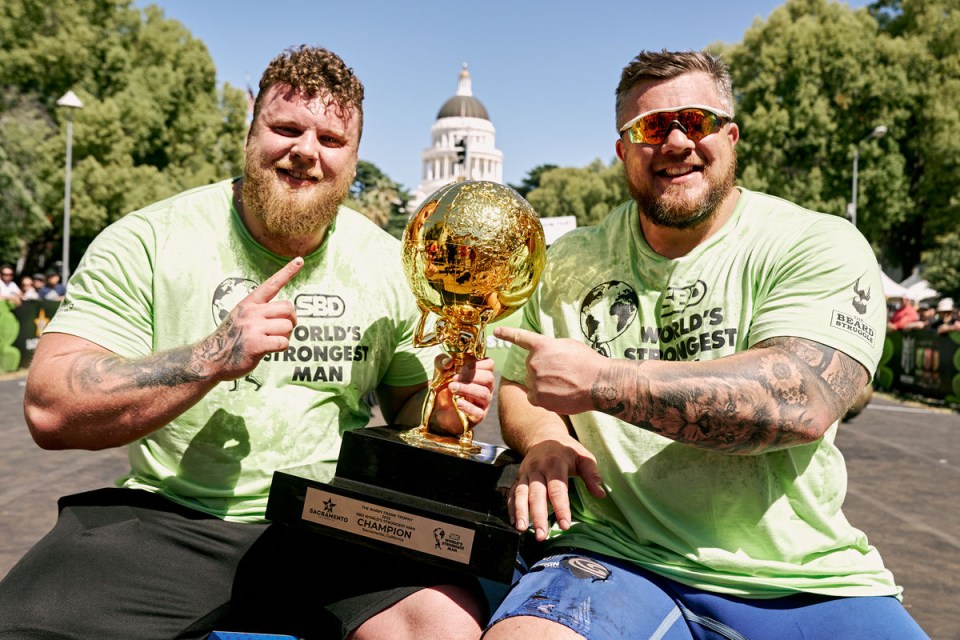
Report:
660,124,696,152
290,132,320,161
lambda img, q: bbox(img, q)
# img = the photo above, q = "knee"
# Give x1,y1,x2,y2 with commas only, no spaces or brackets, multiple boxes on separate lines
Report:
350,584,485,640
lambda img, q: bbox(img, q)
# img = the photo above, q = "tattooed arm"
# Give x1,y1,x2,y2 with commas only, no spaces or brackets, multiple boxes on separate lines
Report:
495,327,869,455
23,258,303,451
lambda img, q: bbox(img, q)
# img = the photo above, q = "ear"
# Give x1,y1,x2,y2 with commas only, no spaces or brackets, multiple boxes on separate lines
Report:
615,138,626,161
727,122,740,147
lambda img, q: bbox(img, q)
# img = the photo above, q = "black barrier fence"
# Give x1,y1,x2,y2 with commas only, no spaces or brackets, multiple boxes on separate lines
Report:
8,300,61,370
877,330,960,404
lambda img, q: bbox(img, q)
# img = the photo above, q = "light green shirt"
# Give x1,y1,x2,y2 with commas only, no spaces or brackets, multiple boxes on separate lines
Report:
49,180,435,521
503,188,897,598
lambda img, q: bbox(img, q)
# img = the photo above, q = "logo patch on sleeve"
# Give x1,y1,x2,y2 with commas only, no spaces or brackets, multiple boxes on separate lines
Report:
831,310,876,345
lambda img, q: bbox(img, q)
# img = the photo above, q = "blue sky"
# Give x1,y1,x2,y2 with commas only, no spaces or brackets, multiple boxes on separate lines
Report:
136,0,869,192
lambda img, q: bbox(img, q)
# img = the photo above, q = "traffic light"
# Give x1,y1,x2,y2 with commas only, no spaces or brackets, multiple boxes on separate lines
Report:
455,139,467,165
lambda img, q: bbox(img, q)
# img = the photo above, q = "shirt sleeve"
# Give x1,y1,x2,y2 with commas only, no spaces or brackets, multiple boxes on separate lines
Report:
45,213,156,358
747,215,886,374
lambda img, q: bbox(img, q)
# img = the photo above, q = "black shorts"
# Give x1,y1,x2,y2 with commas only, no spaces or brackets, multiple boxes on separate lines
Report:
0,488,485,640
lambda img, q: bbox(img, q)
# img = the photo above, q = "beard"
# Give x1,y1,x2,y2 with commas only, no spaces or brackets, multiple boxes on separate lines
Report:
241,149,352,240
626,154,737,230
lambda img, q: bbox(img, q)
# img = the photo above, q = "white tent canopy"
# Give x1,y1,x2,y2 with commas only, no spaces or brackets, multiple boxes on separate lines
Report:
904,279,938,302
881,272,908,298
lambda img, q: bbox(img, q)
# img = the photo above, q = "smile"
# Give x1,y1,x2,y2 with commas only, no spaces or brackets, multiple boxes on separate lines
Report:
658,165,702,178
278,167,318,183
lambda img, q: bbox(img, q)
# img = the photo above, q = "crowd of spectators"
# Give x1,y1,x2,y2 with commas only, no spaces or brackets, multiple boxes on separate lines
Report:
887,295,959,334
0,265,66,306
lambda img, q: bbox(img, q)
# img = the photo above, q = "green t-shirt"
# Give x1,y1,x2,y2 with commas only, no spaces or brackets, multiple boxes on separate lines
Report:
49,180,436,521
502,188,897,598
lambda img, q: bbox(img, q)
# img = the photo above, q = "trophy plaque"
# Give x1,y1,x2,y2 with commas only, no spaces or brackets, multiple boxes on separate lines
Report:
267,181,546,583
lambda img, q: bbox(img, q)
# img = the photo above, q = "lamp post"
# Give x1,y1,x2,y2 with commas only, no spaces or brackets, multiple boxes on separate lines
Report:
849,125,887,229
56,90,84,284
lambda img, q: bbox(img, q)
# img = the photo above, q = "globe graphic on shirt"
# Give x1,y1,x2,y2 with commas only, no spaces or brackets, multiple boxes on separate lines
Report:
211,278,259,325
579,281,639,356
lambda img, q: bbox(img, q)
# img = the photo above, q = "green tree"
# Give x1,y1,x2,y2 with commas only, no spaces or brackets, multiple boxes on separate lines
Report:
921,231,960,301
0,0,247,272
508,163,558,197
346,160,411,238
724,0,911,268
524,159,627,226
724,0,959,276
0,89,53,266
867,0,960,271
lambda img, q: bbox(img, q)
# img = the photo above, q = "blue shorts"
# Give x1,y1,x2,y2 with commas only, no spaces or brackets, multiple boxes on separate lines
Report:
485,549,929,640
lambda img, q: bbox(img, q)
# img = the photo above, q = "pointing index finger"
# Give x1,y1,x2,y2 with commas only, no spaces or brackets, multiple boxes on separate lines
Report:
248,257,304,303
493,326,545,350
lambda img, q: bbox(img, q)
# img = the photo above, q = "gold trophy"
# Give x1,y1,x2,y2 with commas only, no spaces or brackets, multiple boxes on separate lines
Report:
266,181,545,583
401,180,546,455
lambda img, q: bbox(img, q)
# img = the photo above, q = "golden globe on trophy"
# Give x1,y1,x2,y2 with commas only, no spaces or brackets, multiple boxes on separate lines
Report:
267,181,546,583
401,180,546,455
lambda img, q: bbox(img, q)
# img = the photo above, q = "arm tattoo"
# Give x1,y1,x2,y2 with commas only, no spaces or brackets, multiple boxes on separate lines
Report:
67,315,249,394
590,337,868,454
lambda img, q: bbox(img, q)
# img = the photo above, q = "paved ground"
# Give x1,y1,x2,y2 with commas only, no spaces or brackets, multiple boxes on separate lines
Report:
1,370,957,639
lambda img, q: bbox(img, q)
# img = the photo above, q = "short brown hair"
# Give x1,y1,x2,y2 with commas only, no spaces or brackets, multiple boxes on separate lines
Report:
615,50,734,132
253,45,365,136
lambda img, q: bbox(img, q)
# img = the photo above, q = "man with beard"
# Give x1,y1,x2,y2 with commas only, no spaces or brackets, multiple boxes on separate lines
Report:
0,46,494,640
484,50,929,640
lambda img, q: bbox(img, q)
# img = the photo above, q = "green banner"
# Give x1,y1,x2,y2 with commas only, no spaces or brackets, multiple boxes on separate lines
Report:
879,330,960,404
11,300,61,369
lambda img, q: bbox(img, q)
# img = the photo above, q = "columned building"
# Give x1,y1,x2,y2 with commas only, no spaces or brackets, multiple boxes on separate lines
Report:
410,64,504,207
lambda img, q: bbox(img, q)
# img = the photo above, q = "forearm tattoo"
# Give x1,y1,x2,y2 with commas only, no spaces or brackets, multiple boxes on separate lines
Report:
67,315,248,394
590,337,868,453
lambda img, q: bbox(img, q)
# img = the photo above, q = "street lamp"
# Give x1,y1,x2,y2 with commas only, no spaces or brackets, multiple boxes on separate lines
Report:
56,90,83,284
849,125,888,229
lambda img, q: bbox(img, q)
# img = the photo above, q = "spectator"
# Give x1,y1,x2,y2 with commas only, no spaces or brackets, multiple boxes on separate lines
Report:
31,273,47,299
902,300,934,331
930,298,959,334
37,271,66,300
19,275,39,301
0,265,21,305
887,295,919,331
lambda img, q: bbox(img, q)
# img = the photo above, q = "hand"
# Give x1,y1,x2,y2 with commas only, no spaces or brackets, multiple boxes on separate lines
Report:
494,326,602,415
429,354,496,435
509,434,605,540
204,257,302,381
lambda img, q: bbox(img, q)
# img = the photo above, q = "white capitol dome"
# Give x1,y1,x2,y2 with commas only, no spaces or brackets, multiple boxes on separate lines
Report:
410,64,504,207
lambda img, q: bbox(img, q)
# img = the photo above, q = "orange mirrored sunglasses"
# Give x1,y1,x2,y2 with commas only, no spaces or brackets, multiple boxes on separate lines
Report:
619,105,732,144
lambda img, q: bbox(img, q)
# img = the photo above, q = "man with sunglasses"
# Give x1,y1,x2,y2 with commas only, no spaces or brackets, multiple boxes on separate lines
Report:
0,265,22,305
485,50,928,640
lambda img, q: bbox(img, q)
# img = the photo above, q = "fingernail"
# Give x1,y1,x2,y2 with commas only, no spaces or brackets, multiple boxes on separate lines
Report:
536,527,545,539
516,518,526,530
559,518,570,529
448,383,459,394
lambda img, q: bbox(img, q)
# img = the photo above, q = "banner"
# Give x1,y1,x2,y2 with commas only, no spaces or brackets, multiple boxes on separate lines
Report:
12,300,61,369
878,330,960,403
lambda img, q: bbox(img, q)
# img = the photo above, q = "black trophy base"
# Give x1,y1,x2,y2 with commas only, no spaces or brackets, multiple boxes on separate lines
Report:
266,425,521,584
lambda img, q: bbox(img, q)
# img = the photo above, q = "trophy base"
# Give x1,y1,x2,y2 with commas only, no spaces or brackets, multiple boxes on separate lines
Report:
266,425,521,583
399,425,482,456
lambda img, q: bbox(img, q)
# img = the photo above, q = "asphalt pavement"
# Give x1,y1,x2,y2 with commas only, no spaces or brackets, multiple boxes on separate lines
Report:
0,370,957,639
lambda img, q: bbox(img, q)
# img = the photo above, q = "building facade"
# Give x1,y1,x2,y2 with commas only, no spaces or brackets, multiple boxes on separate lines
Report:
411,64,504,207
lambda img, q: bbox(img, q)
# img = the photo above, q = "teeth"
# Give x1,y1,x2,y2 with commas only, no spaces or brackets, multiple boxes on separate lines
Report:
288,170,311,180
663,166,694,176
